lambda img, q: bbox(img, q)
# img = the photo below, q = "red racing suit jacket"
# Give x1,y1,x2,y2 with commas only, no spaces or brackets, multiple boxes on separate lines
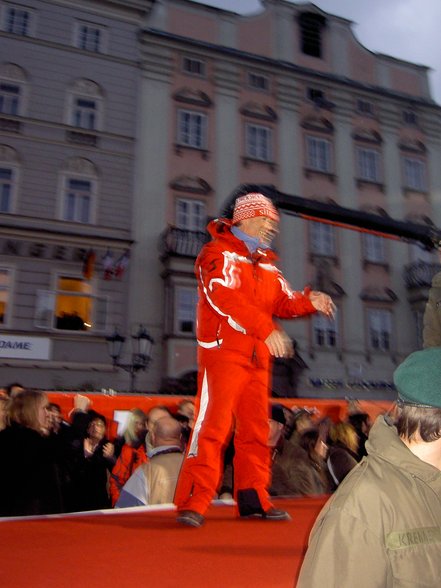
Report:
195,218,317,364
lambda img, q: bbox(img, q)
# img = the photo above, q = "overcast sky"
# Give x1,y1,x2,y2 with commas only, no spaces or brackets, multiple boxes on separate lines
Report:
189,0,441,104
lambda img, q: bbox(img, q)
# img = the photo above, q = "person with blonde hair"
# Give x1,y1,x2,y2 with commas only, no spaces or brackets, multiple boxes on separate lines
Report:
0,389,63,516
326,421,359,489
109,408,147,506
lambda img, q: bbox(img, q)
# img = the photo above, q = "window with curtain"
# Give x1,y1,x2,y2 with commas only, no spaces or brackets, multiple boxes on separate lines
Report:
63,178,92,223
246,124,272,161
306,136,331,172
310,221,336,256
357,147,381,182
363,234,386,263
177,110,207,149
403,157,426,191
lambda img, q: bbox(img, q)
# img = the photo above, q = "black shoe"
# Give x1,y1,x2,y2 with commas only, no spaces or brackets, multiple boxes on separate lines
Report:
262,507,291,521
176,510,205,528
240,507,291,521
237,489,291,521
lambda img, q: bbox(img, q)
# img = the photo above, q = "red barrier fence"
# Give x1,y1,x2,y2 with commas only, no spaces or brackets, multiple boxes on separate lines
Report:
46,392,393,440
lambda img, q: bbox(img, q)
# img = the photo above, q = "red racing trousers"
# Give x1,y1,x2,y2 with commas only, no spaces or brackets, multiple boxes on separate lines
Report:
174,347,274,516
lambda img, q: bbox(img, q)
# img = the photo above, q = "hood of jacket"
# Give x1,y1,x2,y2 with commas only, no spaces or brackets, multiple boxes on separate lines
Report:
366,415,441,489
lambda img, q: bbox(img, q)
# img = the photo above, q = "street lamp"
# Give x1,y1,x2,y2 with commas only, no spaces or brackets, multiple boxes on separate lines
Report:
106,324,154,392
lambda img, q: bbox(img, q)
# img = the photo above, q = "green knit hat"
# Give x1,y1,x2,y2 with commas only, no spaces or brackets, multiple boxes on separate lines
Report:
393,348,441,409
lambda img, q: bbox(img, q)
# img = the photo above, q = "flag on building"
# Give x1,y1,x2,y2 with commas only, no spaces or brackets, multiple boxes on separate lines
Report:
102,250,115,280
114,249,130,279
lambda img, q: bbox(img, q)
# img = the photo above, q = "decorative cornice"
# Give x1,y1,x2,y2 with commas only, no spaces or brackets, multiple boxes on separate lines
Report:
352,128,382,144
301,114,333,133
173,88,212,108
398,138,426,154
170,175,212,195
360,287,397,302
240,102,277,122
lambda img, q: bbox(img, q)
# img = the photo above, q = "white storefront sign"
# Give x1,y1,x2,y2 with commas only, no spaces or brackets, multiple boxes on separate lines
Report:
0,335,52,360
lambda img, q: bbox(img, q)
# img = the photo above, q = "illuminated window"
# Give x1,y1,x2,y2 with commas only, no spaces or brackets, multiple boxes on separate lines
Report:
35,277,107,332
0,268,11,325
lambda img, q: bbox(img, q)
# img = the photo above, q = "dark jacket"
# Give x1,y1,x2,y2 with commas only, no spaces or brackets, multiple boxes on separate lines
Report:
0,423,63,516
270,437,330,497
65,437,113,512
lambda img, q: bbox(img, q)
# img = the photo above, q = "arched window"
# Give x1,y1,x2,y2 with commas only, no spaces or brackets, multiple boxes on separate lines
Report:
66,79,104,131
59,157,98,224
0,144,20,213
0,63,28,117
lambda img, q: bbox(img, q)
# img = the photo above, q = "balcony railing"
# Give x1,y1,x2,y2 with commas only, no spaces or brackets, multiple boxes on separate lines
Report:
160,226,209,258
66,130,98,147
0,116,21,133
404,260,441,289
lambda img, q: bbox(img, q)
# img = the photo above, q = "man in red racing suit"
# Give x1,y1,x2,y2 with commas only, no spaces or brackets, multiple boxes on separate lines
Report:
174,192,335,527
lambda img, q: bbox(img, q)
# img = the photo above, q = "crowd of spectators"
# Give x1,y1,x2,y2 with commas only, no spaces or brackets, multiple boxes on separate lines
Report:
0,382,372,518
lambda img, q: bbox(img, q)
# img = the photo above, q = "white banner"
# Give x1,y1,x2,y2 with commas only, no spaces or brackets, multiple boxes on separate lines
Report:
0,335,52,360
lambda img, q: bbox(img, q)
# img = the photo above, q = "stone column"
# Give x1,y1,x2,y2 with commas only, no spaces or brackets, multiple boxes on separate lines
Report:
213,60,240,210
128,41,173,387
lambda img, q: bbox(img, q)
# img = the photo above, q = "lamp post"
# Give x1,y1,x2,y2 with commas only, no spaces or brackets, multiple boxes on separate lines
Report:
106,324,154,392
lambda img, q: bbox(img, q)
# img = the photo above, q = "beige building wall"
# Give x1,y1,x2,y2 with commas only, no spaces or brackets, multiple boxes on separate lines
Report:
133,0,441,398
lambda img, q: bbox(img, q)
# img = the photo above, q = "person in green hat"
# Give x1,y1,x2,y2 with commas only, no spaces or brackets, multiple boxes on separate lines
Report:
296,347,441,587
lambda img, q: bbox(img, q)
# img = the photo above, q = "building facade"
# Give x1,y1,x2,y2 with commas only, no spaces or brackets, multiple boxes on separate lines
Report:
2,0,441,397
0,0,154,390
133,0,441,398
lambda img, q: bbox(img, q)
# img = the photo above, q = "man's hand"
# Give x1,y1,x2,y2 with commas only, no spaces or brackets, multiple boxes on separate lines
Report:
264,329,294,358
309,291,336,319
74,394,91,412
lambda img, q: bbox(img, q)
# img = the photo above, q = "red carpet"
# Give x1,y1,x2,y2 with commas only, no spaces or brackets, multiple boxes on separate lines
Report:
0,497,328,588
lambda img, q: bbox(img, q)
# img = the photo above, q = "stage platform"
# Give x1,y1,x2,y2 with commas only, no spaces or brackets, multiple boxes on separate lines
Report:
0,496,328,588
